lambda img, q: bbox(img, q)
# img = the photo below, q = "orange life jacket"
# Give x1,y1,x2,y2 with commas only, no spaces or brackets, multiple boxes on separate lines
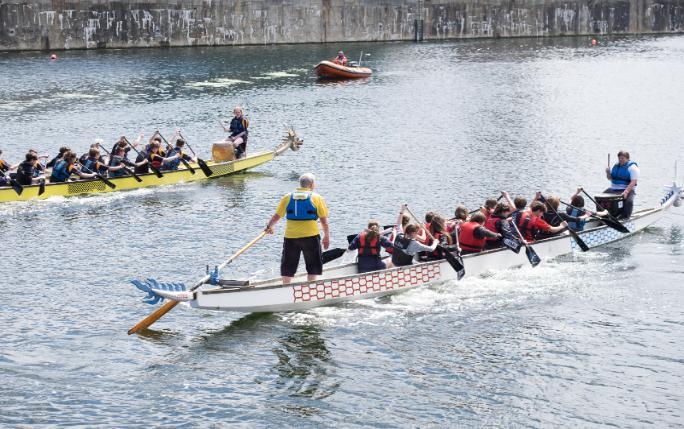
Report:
458,221,487,252
358,230,380,257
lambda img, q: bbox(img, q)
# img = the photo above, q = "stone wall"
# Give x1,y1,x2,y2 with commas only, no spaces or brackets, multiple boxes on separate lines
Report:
1,0,682,51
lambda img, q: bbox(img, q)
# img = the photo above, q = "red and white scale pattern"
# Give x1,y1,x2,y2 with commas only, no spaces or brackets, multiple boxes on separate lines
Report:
292,262,442,303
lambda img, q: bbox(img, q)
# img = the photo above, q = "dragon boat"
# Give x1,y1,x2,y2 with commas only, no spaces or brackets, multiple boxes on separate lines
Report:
0,129,303,203
131,183,682,322
314,60,372,79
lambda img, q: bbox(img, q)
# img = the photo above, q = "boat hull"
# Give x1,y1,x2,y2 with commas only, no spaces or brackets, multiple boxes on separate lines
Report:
188,185,681,313
314,60,372,79
0,151,274,203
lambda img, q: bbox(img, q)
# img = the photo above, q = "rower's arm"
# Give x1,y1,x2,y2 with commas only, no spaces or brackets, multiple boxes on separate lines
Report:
265,214,281,233
320,217,330,250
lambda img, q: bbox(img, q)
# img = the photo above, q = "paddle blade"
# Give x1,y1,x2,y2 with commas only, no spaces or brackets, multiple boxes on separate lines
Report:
502,236,522,254
599,216,630,234
441,247,465,280
128,300,180,335
180,158,195,174
151,167,164,178
347,234,357,244
525,245,541,267
126,168,143,182
569,229,590,251
97,175,116,189
197,159,213,177
38,178,46,195
322,248,347,264
10,179,23,196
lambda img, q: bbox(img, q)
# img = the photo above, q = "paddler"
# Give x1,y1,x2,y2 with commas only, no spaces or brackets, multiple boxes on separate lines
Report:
458,212,502,254
265,173,330,285
515,201,568,242
50,151,96,182
14,152,41,185
134,141,179,174
348,220,394,273
537,195,590,239
390,205,439,267
162,136,196,171
333,50,348,66
220,106,249,159
605,150,639,218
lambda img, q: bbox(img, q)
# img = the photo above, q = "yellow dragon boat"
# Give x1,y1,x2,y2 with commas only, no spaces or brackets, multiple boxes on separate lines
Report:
0,129,303,203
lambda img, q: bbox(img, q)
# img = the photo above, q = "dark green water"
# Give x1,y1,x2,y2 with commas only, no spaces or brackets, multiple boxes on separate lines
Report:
1,36,683,427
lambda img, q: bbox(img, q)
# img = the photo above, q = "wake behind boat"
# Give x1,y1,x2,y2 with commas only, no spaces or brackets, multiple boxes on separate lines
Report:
0,129,303,203
128,183,682,332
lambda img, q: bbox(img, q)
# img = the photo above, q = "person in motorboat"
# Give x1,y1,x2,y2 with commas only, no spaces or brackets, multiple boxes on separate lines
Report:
265,173,330,285
348,220,394,273
537,195,591,239
220,106,249,159
134,141,179,174
162,137,196,171
50,151,96,183
458,212,503,254
516,201,568,242
391,205,439,267
605,150,639,218
333,50,348,66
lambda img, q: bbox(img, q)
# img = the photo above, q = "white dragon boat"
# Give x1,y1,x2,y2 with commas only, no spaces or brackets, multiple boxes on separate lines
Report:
132,183,683,317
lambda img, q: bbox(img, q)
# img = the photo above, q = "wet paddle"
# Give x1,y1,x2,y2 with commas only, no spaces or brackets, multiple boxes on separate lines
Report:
124,137,164,178
579,188,630,233
178,131,214,177
128,231,267,335
510,220,541,267
97,144,143,183
405,206,465,279
156,131,196,174
559,199,630,234
322,248,347,264
77,163,116,189
539,193,589,251
0,170,23,195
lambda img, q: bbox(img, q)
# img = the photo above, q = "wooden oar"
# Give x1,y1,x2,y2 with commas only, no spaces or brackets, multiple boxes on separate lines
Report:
156,131,195,174
97,144,143,183
178,131,214,177
559,199,630,234
510,219,541,267
539,193,589,251
77,163,116,189
124,137,164,178
579,188,630,233
128,230,267,335
404,206,465,279
0,170,23,195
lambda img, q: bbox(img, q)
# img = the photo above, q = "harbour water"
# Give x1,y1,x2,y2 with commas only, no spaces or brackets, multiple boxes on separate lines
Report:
1,36,683,427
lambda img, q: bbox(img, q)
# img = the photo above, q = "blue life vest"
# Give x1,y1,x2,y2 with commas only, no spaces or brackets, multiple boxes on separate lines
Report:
51,160,71,182
163,147,182,170
285,192,318,220
611,161,637,187
82,158,99,174
566,207,586,231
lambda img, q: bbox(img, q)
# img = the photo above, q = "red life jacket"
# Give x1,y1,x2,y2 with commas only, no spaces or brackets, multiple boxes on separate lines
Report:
358,230,380,257
459,221,486,252
517,211,535,242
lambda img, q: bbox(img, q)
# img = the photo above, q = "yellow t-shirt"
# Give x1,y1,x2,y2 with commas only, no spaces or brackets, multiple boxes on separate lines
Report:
276,188,329,238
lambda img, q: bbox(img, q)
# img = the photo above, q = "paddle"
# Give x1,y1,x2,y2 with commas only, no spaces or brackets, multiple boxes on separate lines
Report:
124,137,164,178
156,131,196,174
539,193,589,251
77,163,116,189
38,176,46,195
97,144,143,183
128,230,267,335
0,170,23,195
322,248,347,264
559,199,630,234
509,219,541,267
404,206,465,279
178,131,214,177
579,188,630,233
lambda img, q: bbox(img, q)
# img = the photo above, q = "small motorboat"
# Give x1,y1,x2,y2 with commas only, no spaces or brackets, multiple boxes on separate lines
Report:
314,60,372,79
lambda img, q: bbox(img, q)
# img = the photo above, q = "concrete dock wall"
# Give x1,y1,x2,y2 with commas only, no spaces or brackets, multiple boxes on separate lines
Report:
1,0,682,51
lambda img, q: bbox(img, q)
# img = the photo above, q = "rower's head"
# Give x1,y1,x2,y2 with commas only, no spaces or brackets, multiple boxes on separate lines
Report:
63,151,77,164
58,146,70,156
493,202,512,217
114,146,126,156
299,173,315,190
233,106,244,117
337,50,344,56
401,214,410,227
149,141,161,152
25,152,38,163
571,195,585,208
544,196,560,211
366,220,380,239
88,148,100,158
529,201,547,217
617,150,630,165
175,138,185,148
514,196,527,210
454,206,468,221
469,212,486,225
430,215,446,233
404,223,420,238
424,211,435,224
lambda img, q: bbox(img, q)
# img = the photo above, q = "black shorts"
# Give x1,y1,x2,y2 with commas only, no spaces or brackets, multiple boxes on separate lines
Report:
280,235,323,277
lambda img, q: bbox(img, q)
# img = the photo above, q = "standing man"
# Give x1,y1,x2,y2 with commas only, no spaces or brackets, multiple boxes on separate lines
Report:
265,173,330,284
605,150,639,218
